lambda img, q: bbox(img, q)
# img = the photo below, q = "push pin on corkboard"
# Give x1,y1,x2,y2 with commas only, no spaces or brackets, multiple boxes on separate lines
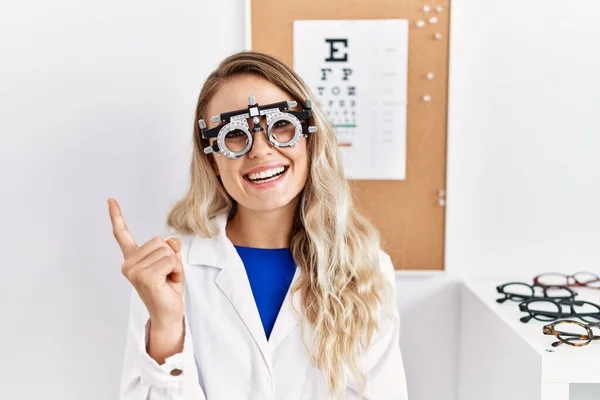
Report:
438,190,446,207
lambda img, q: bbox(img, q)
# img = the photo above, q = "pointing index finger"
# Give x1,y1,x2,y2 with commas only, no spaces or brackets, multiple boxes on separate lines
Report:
108,198,138,258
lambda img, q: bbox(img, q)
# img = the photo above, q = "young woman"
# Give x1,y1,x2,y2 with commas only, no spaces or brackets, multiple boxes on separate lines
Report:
109,51,408,399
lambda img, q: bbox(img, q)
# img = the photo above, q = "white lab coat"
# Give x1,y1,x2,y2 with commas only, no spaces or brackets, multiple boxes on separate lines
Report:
120,212,408,399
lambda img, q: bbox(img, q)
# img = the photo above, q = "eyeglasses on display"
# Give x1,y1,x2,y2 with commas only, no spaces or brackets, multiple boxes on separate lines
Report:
519,298,600,324
542,320,600,347
496,282,577,304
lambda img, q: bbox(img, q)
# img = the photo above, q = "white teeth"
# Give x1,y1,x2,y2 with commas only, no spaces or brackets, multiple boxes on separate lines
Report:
247,166,286,181
251,174,280,184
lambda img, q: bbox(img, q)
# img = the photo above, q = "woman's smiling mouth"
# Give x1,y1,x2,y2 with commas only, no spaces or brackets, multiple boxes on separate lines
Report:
243,166,289,187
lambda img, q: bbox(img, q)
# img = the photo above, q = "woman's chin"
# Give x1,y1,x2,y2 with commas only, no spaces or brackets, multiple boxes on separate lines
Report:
236,196,297,214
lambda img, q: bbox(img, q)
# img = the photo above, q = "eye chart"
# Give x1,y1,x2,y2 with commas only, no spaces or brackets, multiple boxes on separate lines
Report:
293,19,409,180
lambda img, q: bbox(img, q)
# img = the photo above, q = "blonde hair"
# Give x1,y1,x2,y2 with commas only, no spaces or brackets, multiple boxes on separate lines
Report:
167,51,393,397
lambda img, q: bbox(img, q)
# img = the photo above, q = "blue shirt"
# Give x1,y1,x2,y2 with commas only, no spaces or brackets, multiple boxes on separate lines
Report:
234,246,297,340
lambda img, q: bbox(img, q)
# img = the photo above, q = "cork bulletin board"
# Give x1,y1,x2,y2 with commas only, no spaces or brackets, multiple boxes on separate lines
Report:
250,0,450,270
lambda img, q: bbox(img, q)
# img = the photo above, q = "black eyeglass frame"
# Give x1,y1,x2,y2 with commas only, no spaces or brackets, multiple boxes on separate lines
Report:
495,282,577,304
519,298,600,324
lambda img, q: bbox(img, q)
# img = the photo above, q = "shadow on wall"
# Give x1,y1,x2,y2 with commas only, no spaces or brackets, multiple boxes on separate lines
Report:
396,273,462,400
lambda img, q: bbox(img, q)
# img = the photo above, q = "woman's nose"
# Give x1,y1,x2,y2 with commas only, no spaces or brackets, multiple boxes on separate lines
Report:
248,127,274,159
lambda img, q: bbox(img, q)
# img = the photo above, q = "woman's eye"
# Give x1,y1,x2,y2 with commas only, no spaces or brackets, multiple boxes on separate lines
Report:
273,120,291,129
225,130,245,139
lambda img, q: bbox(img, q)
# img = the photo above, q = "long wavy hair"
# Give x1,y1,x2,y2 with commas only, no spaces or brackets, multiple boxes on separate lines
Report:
167,51,393,397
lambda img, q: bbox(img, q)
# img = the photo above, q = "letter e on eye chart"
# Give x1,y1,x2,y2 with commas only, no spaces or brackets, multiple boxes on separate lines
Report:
293,19,408,180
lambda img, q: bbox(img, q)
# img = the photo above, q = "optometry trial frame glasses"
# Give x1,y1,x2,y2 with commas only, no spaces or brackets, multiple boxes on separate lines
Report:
198,95,317,160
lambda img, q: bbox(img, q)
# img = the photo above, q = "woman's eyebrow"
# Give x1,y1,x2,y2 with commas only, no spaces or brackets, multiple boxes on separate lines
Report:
214,106,250,121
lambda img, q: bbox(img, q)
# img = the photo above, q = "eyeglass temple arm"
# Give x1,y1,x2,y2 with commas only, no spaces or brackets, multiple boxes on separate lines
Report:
520,310,561,323
520,315,534,323
553,331,599,340
198,119,223,140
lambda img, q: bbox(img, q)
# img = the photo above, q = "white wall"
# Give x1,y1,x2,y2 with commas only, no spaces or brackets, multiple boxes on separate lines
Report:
396,274,461,400
445,0,600,279
0,0,244,398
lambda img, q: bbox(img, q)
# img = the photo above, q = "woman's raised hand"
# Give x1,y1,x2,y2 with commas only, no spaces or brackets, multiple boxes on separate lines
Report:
108,198,185,333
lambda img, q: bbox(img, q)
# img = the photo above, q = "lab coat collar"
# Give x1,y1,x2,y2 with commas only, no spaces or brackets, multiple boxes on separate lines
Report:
187,212,230,268
186,211,302,359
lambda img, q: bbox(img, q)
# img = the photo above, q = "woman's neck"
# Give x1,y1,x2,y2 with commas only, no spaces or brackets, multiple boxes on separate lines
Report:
226,204,296,249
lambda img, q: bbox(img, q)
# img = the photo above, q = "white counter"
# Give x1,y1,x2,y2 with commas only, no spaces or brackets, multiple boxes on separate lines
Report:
458,280,600,400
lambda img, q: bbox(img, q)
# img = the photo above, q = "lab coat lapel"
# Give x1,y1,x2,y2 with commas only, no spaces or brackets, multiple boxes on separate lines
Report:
187,212,271,368
214,245,271,367
268,266,302,349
